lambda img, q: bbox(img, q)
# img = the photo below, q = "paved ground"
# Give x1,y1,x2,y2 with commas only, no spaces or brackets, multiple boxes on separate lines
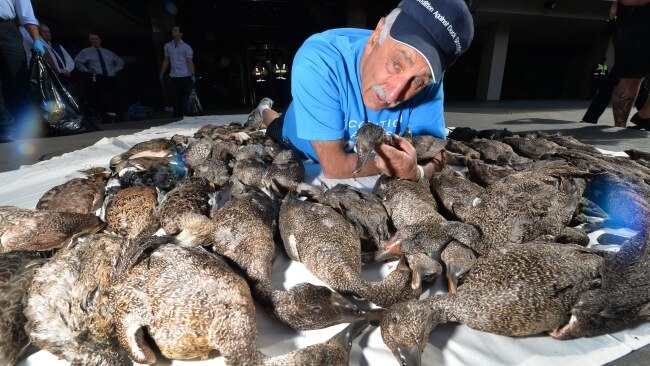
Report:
1,99,647,365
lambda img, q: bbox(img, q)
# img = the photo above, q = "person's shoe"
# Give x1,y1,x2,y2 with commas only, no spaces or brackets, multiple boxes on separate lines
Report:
246,97,274,129
630,113,650,129
580,119,596,124
0,133,16,143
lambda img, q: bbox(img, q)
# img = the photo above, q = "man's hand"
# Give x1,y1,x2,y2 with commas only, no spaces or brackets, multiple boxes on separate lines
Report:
88,67,97,74
374,134,419,180
31,39,45,55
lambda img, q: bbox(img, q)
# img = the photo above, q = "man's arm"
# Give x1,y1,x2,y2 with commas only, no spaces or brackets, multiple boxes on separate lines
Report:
112,51,124,73
74,50,92,73
160,55,170,75
186,57,195,75
61,46,75,73
312,140,382,179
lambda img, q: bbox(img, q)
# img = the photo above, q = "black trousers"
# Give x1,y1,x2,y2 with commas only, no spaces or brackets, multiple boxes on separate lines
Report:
171,76,192,117
0,20,29,133
87,74,118,115
582,65,648,123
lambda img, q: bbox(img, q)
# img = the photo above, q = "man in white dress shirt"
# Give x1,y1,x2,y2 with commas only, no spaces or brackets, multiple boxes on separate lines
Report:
39,24,74,77
74,32,124,120
159,25,195,118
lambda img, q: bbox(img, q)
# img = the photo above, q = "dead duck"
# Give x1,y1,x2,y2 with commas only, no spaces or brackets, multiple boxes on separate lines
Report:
279,195,418,308
112,244,369,366
111,244,259,364
429,167,486,220
25,233,159,366
500,135,567,160
209,187,365,330
353,123,390,174
466,138,531,166
302,182,391,251
192,156,231,186
537,132,602,155
105,186,159,240
551,231,650,339
380,242,605,366
625,149,650,168
264,318,369,366
584,172,650,232
183,136,216,170
0,252,46,366
373,176,445,229
36,169,111,214
159,177,214,246
109,137,179,170
0,206,104,253
262,148,305,198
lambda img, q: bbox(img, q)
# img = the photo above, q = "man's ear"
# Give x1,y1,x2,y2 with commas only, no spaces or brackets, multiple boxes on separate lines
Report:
369,17,386,46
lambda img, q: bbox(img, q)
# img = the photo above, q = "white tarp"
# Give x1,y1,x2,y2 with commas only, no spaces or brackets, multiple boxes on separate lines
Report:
10,114,648,366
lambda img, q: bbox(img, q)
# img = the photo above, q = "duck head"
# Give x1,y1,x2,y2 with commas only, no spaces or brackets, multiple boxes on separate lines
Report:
282,283,366,330
353,123,390,174
381,298,443,366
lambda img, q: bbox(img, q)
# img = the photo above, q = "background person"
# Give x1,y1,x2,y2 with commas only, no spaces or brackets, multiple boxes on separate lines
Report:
74,32,124,122
0,0,45,142
159,25,195,118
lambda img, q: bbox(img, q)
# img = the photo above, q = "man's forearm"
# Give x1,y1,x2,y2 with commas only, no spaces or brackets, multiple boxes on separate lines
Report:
24,24,40,41
312,140,381,179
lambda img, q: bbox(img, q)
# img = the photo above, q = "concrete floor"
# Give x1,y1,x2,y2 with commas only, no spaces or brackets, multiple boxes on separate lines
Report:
1,99,647,365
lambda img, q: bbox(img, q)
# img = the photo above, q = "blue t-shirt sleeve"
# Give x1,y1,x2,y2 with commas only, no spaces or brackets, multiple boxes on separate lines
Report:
405,81,446,139
291,48,346,141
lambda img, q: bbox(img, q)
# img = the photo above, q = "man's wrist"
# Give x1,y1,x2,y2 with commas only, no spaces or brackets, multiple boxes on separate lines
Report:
415,164,425,181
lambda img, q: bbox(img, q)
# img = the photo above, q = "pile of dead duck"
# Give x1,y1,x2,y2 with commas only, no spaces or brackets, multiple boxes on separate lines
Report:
0,121,648,366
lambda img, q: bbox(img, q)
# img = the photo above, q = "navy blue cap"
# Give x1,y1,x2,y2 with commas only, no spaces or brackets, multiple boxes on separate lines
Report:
390,0,474,83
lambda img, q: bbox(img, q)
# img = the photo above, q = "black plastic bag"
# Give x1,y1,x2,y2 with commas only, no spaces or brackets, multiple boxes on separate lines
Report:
186,87,203,116
29,53,99,136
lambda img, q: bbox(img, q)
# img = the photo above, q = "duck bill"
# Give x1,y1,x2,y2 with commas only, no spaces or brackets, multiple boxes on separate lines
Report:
395,345,422,366
375,238,403,262
446,264,462,294
328,318,370,350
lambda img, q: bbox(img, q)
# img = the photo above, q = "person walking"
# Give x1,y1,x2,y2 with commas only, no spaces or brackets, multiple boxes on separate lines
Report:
159,25,195,118
610,0,650,128
0,0,45,142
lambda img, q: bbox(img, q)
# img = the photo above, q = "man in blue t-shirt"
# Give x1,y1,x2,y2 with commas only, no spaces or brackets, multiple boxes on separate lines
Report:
248,0,474,180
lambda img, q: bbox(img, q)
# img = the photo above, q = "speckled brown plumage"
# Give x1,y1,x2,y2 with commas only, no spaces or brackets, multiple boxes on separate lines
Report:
110,244,259,365
551,231,650,339
373,176,444,229
380,242,604,365
0,206,104,253
36,171,110,214
500,135,567,160
263,149,305,197
411,135,446,162
192,157,230,186
316,183,390,250
105,186,159,239
159,177,214,245
536,132,602,155
466,138,531,166
25,233,143,366
429,168,486,220
279,195,418,308
183,136,216,170
0,252,46,366
110,138,177,170
210,188,366,330
264,318,369,366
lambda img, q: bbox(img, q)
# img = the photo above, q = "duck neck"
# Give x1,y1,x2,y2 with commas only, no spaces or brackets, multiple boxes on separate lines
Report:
422,294,456,325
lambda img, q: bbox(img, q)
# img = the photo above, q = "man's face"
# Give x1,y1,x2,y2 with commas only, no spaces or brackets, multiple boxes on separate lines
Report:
360,18,433,111
39,26,51,42
172,27,182,39
89,34,102,48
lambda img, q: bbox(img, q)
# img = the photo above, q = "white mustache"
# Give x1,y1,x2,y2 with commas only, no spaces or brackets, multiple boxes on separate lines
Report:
372,85,389,104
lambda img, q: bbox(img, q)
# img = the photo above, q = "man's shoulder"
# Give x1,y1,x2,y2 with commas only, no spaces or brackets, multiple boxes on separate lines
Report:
297,28,369,66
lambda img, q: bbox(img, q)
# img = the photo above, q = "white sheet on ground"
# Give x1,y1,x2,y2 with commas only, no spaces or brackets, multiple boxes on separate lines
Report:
8,115,647,366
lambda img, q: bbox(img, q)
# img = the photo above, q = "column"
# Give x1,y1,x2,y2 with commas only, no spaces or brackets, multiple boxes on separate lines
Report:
475,21,510,101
